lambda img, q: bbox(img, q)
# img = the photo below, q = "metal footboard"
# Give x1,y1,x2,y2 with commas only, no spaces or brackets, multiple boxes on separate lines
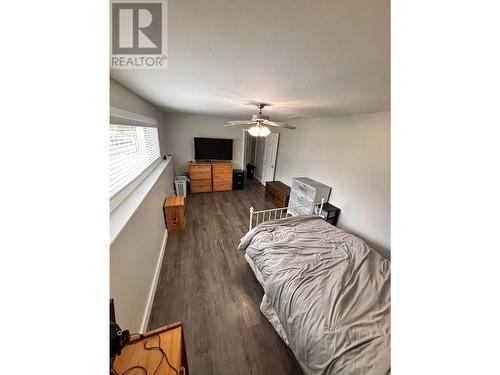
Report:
249,198,324,230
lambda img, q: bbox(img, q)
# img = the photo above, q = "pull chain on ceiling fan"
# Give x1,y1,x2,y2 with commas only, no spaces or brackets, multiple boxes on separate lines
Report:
224,103,296,137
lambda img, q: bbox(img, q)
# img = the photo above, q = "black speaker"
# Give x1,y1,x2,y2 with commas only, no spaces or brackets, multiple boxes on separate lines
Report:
233,169,245,190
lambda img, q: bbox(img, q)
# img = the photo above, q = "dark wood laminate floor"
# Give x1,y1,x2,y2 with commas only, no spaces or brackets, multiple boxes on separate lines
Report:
148,181,304,375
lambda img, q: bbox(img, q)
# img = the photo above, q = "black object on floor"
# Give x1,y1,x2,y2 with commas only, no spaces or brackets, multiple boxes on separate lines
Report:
233,169,245,190
184,172,191,194
246,163,255,179
320,203,341,226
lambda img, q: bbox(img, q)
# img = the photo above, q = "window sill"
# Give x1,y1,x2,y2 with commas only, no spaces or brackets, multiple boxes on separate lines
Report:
110,156,172,245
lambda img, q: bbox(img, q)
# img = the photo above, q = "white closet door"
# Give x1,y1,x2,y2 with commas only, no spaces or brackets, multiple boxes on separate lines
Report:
262,133,280,183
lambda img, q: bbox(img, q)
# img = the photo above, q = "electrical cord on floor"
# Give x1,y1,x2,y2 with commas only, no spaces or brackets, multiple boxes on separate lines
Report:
111,332,179,375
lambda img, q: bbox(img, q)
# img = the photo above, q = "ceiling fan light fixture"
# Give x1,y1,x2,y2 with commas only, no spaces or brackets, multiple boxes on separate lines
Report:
248,126,260,137
224,103,296,132
248,125,271,137
258,126,271,137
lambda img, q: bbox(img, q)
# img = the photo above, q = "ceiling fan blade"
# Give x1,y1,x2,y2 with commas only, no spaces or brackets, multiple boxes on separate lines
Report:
224,121,255,126
263,120,296,129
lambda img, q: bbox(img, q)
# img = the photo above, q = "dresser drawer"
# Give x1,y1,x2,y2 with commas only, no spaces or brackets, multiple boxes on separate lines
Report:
213,167,232,181
191,178,212,193
212,163,232,173
213,181,232,191
287,200,309,216
213,174,232,183
286,207,300,217
189,165,212,180
290,189,313,205
289,198,314,215
292,179,316,200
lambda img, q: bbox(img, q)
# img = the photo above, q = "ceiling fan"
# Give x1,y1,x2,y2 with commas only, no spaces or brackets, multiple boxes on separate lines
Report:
224,103,296,137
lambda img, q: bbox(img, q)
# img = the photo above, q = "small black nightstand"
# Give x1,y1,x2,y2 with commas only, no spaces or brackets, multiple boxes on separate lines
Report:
320,203,341,226
233,169,245,190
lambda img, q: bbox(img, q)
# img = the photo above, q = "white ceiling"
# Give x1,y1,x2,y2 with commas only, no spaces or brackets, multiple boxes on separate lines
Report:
111,0,390,120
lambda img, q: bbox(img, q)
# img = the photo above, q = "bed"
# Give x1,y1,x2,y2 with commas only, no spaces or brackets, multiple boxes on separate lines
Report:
238,204,390,375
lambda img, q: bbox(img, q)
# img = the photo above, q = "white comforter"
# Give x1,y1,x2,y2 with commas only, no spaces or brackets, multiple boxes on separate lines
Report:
239,215,390,375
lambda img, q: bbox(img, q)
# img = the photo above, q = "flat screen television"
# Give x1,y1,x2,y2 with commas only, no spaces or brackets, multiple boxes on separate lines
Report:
194,137,233,160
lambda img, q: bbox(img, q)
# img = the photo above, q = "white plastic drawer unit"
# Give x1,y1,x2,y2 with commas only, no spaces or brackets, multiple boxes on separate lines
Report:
287,177,332,217
287,207,300,217
290,190,313,206
289,198,314,216
291,179,316,200
290,177,332,204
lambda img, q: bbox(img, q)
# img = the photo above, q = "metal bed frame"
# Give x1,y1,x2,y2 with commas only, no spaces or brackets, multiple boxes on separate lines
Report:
249,198,324,230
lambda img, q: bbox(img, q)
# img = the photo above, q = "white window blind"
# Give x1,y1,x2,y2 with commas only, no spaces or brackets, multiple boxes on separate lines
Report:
110,124,161,198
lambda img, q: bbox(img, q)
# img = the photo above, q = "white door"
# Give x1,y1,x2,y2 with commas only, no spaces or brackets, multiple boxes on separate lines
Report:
262,133,280,183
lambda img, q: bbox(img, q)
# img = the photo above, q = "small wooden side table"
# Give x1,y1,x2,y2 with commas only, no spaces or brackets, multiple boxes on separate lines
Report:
112,321,189,375
163,196,186,235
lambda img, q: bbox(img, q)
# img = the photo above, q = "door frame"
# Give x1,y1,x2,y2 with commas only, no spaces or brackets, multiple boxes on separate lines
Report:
241,130,280,186
241,129,249,172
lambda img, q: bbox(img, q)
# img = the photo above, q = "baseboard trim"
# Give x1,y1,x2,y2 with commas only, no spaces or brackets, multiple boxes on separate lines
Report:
140,229,168,333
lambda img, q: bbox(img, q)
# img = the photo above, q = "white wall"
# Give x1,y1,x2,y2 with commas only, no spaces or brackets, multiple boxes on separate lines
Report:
162,113,244,174
275,112,390,257
110,161,174,332
110,79,175,332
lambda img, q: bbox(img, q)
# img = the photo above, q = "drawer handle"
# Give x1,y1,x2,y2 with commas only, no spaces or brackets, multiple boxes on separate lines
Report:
180,366,186,375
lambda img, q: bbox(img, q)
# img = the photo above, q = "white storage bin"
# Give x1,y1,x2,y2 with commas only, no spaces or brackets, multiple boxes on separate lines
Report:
174,176,190,197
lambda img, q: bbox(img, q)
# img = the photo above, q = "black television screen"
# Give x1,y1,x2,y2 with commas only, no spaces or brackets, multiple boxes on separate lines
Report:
194,137,233,160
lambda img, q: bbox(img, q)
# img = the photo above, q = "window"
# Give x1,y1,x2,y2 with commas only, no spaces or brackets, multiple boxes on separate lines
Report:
109,124,161,198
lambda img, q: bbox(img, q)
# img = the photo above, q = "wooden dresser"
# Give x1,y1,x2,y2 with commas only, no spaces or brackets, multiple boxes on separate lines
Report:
189,161,233,193
189,162,212,193
112,321,189,375
265,181,291,207
212,162,233,191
